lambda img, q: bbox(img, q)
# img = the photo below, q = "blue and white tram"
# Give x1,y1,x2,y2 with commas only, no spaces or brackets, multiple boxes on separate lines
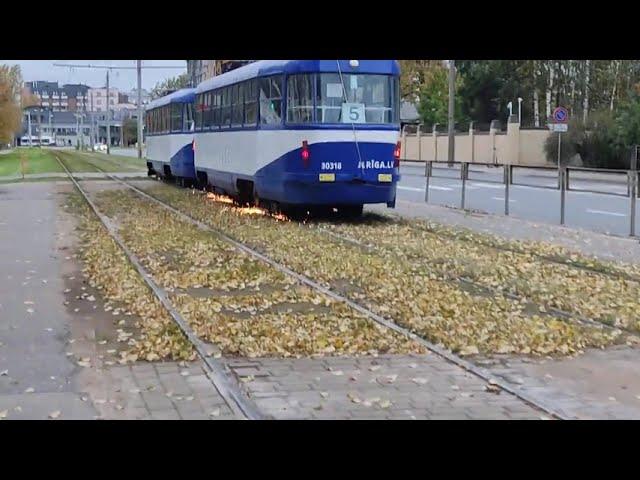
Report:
145,88,196,185
193,60,401,216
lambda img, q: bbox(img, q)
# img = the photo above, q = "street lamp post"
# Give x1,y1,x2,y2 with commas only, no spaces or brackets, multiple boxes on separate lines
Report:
518,97,523,125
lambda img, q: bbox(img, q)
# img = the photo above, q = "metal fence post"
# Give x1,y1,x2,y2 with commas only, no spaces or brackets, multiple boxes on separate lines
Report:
425,161,432,203
417,124,422,163
560,166,566,225
504,164,510,216
630,147,638,237
461,162,467,209
401,125,407,161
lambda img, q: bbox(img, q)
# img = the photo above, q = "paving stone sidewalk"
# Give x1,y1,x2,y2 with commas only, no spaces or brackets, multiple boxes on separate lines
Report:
226,355,544,420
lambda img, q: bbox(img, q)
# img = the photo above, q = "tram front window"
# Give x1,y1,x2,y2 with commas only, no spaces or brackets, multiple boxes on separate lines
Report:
315,74,398,125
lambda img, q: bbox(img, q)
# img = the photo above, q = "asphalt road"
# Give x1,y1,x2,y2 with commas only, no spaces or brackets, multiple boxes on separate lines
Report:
110,149,639,237
398,162,639,237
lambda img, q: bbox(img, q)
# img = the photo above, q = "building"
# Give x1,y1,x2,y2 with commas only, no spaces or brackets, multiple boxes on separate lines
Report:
400,101,420,128
128,88,151,106
17,108,130,148
87,87,120,113
186,60,254,86
24,81,90,112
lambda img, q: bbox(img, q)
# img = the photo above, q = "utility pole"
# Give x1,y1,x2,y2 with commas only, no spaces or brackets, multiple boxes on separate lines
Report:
37,109,42,147
90,93,95,150
106,70,111,155
447,60,456,167
80,113,85,150
27,110,32,147
137,60,143,159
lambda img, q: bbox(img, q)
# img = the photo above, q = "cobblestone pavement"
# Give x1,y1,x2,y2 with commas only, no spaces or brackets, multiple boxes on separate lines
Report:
368,199,640,265
482,346,640,420
226,355,544,420
77,361,237,420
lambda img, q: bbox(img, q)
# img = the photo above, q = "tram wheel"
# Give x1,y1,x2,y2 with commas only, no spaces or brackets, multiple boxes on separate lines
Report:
339,204,364,219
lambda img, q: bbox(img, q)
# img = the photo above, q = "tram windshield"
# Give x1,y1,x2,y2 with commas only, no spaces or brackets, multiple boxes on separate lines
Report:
316,73,398,124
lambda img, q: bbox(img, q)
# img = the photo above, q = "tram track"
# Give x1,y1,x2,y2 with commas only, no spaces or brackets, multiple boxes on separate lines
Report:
312,225,639,338
371,208,640,285
53,152,266,420
54,151,608,419
89,173,570,420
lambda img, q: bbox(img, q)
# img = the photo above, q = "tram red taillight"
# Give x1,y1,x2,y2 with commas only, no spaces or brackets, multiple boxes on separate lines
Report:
394,141,401,167
301,140,310,167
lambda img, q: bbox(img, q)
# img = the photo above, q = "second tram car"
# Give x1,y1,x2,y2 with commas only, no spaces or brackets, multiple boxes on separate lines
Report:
145,88,196,185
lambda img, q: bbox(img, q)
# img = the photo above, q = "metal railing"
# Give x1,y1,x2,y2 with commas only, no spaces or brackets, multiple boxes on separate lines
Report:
415,146,640,237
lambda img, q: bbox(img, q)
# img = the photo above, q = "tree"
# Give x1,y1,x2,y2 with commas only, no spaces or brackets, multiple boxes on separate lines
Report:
398,60,444,102
611,92,640,166
150,73,190,100
122,118,137,146
0,64,23,144
416,64,467,129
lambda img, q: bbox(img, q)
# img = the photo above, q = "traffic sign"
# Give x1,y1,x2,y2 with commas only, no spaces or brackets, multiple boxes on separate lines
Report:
548,123,568,132
552,107,569,123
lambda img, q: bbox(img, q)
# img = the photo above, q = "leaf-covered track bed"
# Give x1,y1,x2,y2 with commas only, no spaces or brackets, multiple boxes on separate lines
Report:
67,192,196,363
131,183,619,357
90,188,423,358
318,219,640,333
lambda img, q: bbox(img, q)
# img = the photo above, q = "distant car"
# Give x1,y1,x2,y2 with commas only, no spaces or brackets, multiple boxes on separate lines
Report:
93,144,107,152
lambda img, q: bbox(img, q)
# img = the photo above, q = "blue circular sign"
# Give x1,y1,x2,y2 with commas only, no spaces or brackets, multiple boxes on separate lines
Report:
553,107,568,123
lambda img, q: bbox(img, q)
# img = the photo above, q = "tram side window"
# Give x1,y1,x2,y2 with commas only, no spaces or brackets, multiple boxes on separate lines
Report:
201,92,209,129
171,103,182,132
287,74,313,123
259,75,283,125
244,79,257,127
220,87,232,128
231,84,243,127
195,94,202,131
183,103,193,131
212,90,221,128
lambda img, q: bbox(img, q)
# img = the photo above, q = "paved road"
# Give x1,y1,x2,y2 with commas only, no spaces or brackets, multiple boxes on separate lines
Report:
398,162,639,237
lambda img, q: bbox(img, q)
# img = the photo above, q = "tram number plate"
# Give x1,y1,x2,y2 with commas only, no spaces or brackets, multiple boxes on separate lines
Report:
319,173,335,182
378,174,392,182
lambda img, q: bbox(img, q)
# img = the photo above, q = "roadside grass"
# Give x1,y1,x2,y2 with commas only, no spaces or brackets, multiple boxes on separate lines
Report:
0,148,64,176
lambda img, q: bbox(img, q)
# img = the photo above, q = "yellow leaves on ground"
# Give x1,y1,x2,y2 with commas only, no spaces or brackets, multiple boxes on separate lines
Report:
90,190,423,358
68,193,195,363
325,218,640,333
136,184,621,357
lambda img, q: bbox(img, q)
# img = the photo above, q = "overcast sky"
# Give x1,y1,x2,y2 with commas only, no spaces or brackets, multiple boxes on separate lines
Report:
0,60,187,91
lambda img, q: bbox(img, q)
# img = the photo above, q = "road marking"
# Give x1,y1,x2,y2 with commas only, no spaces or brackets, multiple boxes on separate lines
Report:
586,209,627,217
398,185,453,192
491,197,516,202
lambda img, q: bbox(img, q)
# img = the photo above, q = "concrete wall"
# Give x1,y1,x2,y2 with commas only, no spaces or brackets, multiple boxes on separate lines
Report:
402,122,552,166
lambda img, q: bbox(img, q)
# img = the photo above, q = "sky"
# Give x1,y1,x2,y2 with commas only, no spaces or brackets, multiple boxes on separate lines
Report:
0,60,187,92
